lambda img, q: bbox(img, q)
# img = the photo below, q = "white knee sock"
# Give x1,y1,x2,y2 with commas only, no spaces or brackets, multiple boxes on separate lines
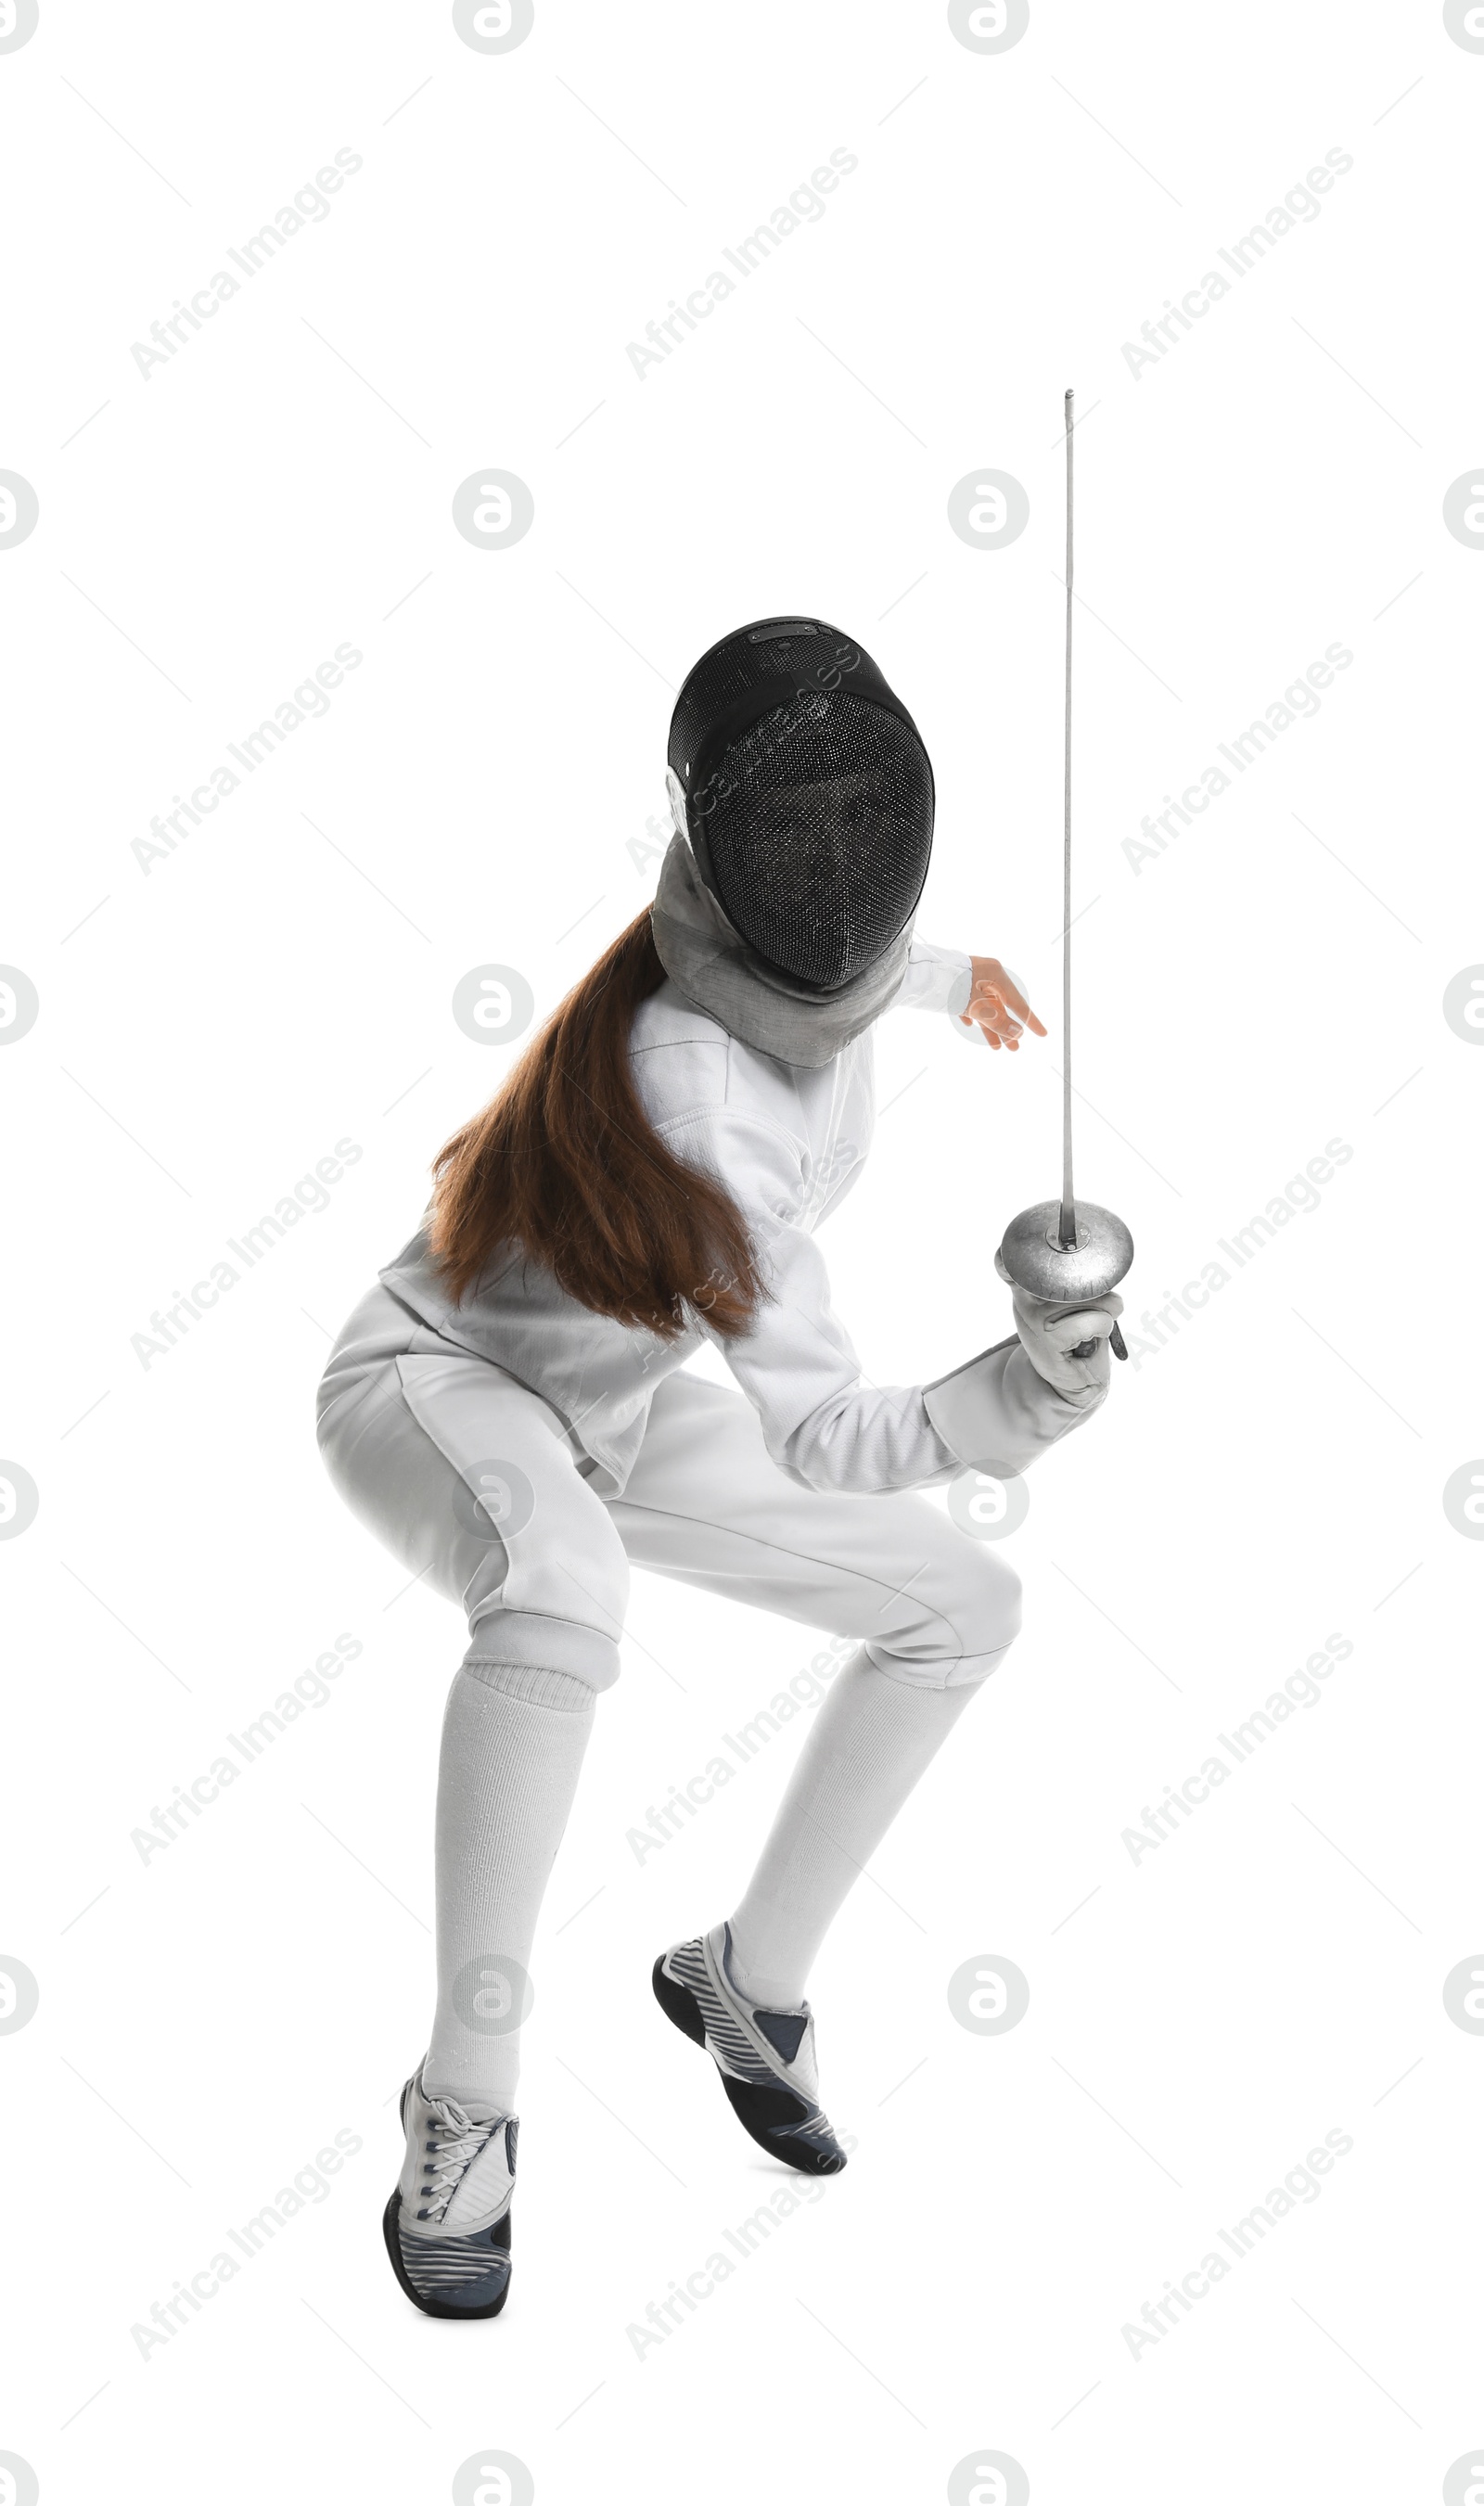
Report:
424,1660,594,2111
724,1648,984,2010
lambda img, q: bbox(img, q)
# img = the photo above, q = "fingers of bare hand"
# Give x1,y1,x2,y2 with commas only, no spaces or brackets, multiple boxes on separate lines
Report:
984,961,1030,1017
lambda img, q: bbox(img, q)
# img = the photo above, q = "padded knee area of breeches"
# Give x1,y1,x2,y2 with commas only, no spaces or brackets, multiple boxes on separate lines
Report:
868,1551,1022,1690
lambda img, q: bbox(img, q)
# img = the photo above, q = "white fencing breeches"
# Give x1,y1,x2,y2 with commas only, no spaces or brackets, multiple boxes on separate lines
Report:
317,1286,1022,1694
317,1286,1022,2103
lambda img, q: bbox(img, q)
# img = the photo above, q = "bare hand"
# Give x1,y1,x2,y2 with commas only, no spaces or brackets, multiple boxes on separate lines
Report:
959,956,1048,1052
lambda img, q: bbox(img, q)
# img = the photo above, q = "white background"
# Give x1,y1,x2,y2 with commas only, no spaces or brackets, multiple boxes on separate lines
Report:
2,3,1481,2500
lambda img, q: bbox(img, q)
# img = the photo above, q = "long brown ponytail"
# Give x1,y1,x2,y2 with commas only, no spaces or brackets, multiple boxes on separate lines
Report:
428,909,764,1340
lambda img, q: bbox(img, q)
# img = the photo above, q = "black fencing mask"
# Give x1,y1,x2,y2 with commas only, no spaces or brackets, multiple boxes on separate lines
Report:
666,617,935,993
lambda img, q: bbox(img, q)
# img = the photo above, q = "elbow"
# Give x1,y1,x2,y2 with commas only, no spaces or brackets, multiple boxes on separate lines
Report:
772,1413,896,1497
774,1437,847,1495
771,1412,855,1495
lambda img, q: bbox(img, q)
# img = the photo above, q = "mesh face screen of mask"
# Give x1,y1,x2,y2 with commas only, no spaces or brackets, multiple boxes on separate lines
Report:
698,690,933,988
668,618,935,990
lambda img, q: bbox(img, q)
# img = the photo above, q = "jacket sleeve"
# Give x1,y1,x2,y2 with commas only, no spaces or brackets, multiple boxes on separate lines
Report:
893,937,972,1015
659,1105,1103,1495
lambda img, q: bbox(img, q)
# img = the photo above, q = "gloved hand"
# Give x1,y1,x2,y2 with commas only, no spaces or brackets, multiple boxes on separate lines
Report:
993,1250,1123,1399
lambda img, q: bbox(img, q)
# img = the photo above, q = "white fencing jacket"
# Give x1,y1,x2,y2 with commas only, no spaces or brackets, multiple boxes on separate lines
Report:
378,940,1105,1500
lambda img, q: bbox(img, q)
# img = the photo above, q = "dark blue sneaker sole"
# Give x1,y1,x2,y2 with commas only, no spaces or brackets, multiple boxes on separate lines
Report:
382,2076,513,2320
381,2192,512,2320
652,1951,847,2178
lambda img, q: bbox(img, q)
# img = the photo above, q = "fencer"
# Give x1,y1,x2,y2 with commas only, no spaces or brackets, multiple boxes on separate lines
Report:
316,615,1122,2318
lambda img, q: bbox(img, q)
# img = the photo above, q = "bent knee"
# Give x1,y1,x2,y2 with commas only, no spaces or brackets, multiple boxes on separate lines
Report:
872,1545,1022,1689
463,1514,631,1696
940,1549,1022,1670
971,1547,1022,1633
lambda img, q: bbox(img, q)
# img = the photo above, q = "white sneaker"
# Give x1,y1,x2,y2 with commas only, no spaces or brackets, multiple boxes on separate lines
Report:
653,1924,846,2176
382,2061,517,2319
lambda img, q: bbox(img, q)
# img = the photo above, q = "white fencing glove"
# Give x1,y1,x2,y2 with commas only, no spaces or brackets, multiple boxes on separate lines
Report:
994,1250,1123,1399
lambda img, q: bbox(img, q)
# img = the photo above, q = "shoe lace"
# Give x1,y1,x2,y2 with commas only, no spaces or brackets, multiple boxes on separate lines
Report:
416,2096,501,2225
